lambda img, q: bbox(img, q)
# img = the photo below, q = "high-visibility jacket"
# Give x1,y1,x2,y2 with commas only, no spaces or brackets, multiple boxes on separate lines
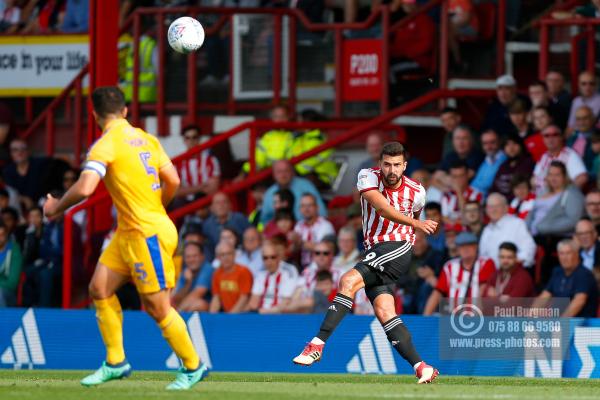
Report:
290,129,339,186
122,35,157,103
243,129,295,173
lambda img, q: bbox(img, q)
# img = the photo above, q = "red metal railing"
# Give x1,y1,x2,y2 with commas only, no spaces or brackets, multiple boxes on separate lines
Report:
61,88,496,308
538,17,600,82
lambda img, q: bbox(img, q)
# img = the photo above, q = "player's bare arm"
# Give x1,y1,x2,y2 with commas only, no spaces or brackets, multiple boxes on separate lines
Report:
361,190,437,234
43,170,101,219
159,163,181,207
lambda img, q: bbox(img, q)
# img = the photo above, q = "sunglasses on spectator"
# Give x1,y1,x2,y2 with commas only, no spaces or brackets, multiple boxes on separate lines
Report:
314,251,331,256
10,146,26,152
262,255,278,260
184,135,199,141
580,81,596,86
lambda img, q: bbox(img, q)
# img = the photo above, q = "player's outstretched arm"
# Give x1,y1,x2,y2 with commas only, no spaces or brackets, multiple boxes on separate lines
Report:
159,164,181,208
361,190,437,234
43,170,101,219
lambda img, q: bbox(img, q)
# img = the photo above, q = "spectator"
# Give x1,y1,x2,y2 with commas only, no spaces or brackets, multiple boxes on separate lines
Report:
388,0,435,90
3,139,48,211
309,270,337,313
529,79,568,130
566,105,597,172
404,229,445,314
423,202,445,253
0,101,15,167
483,75,530,135
293,193,335,269
448,0,479,71
22,207,43,296
490,134,535,201
290,109,339,190
218,227,240,250
61,0,87,33
246,241,298,314
285,241,341,313
241,105,294,176
439,107,462,159
209,242,253,313
356,133,383,172
567,71,600,132
120,18,157,103
248,181,268,230
263,188,295,238
590,131,600,182
483,242,536,299
439,125,484,174
411,168,443,204
585,190,600,233
471,129,507,196
574,219,600,271
261,160,326,224
507,175,536,220
424,232,496,315
173,242,213,312
202,192,250,259
479,193,536,268
441,160,483,223
176,124,221,204
0,0,20,33
270,209,296,252
332,226,360,273
235,227,263,276
0,187,20,221
461,200,484,238
0,221,21,307
21,0,66,33
509,101,546,163
532,125,588,195
1,206,19,241
546,70,572,128
443,222,462,260
534,239,598,317
509,99,533,140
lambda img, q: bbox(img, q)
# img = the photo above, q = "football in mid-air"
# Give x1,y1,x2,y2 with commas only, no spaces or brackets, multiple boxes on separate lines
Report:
168,16,205,54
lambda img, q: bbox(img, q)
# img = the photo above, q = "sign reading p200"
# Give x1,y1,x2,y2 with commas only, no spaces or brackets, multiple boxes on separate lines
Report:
342,39,383,102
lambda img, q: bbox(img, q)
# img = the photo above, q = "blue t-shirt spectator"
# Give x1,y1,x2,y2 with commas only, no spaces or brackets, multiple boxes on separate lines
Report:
62,0,89,33
545,265,599,317
175,260,213,299
470,151,507,196
261,176,327,224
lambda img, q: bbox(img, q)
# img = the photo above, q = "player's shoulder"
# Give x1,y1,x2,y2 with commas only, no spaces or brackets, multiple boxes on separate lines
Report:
403,175,425,192
358,167,381,178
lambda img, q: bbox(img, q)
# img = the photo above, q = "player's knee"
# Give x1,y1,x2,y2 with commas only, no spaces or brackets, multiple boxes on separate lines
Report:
338,273,359,295
373,302,396,323
88,281,106,300
143,300,170,322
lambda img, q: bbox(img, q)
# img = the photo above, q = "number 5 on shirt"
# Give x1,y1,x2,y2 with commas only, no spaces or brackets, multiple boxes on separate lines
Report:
139,151,161,190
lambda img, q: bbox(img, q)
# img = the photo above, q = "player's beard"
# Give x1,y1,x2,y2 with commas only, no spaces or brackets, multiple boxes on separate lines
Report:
383,172,401,186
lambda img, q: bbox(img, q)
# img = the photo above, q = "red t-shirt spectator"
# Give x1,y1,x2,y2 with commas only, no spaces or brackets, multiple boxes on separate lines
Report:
389,13,436,71
524,132,547,162
484,263,536,298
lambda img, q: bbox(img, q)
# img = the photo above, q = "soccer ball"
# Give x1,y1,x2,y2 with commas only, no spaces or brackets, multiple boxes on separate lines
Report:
168,16,205,54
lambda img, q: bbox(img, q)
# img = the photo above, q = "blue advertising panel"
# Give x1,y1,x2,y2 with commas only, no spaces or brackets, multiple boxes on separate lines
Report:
0,309,599,378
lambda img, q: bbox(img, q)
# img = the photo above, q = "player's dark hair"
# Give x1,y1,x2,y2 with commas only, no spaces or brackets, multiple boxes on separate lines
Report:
1,207,18,221
449,159,469,172
499,242,518,253
379,142,406,160
510,174,531,190
529,79,548,91
183,241,204,255
424,202,441,213
181,124,202,137
549,160,567,176
91,86,126,118
275,189,295,210
315,270,333,282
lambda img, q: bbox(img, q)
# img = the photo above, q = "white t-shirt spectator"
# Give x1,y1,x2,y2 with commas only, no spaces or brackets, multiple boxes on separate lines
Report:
479,214,536,268
532,147,587,195
236,248,262,276
251,266,298,310
294,216,335,267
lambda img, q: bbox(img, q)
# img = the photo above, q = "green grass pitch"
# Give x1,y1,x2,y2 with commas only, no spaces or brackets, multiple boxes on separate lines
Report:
0,370,598,400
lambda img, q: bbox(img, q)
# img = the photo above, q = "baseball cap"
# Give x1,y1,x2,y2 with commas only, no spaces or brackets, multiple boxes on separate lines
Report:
496,74,516,87
455,232,479,246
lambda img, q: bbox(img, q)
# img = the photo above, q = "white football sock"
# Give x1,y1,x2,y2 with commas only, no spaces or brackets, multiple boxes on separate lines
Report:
310,337,325,345
413,361,423,371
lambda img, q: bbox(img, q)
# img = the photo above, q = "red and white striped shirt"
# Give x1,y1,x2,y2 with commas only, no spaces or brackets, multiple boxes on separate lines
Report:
357,168,426,249
299,263,342,297
532,147,586,195
508,193,536,220
436,257,495,306
441,186,483,221
294,216,335,268
251,265,298,310
178,150,221,189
